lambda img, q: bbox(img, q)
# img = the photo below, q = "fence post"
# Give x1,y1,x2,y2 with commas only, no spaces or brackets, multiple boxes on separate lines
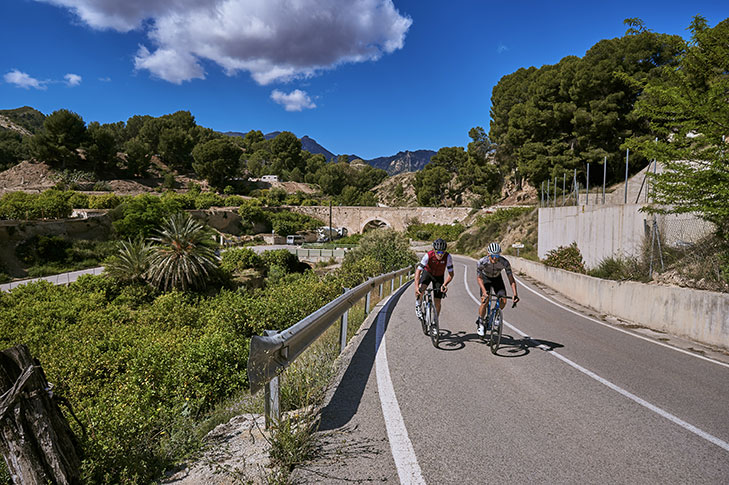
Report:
378,283,383,298
365,291,371,315
0,344,82,484
391,277,395,294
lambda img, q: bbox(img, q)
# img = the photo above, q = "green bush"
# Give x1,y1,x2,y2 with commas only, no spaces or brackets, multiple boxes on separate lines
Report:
111,194,172,239
542,242,586,274
68,191,90,208
267,210,323,236
260,249,301,274
342,228,416,274
0,190,73,220
588,256,648,281
406,222,465,241
193,191,225,209
219,247,263,273
89,193,123,209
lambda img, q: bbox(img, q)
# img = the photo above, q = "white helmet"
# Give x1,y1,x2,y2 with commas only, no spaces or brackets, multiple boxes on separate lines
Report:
487,242,502,255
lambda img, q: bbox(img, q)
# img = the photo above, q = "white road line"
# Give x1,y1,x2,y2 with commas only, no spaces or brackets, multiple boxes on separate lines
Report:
375,285,426,485
513,274,729,370
462,264,729,454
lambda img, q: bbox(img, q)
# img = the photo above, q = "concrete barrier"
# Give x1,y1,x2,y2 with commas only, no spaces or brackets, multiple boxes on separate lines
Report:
511,257,729,351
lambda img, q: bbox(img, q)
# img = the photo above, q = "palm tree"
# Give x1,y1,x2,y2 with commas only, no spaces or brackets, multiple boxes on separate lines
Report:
105,237,152,283
146,213,220,291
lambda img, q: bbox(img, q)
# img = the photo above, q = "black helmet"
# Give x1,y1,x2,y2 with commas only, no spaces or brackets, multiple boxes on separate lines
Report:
433,238,447,251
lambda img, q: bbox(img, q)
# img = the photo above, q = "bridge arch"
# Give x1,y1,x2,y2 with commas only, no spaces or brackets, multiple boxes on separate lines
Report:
361,217,392,233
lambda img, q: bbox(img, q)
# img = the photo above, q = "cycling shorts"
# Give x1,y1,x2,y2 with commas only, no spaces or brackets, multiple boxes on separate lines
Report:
479,274,506,299
418,270,447,299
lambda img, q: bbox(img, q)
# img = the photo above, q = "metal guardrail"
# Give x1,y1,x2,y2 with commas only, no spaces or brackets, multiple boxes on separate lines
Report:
247,266,413,426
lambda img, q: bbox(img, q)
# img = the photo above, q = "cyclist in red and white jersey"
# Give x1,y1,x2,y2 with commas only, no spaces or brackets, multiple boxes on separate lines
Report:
414,238,454,319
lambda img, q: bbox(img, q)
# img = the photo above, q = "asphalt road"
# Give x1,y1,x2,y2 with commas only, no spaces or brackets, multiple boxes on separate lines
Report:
294,254,729,484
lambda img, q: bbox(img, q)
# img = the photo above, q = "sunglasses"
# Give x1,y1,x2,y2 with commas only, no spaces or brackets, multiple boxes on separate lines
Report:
435,250,445,255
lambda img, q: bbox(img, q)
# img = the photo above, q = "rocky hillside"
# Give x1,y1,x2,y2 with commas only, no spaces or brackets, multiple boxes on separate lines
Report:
0,106,45,135
366,149,435,174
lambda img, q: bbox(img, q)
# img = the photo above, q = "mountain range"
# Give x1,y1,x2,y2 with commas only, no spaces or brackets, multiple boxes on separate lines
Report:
225,130,435,174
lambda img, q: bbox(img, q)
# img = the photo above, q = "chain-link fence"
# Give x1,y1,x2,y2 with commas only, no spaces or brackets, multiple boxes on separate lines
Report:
645,214,728,292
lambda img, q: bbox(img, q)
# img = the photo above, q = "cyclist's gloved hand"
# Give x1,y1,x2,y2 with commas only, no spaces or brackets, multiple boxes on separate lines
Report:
512,295,520,307
440,285,448,293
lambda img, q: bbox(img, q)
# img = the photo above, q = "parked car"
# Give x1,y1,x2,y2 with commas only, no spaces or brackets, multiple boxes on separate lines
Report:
286,234,305,245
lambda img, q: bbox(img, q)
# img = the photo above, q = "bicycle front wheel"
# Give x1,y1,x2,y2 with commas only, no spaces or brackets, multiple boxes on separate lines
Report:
489,308,503,354
429,301,439,348
420,301,428,335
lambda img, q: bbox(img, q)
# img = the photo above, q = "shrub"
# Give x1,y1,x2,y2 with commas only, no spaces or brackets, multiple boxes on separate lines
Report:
68,191,90,209
89,193,123,209
406,222,465,241
162,173,176,189
0,190,72,220
342,228,416,274
193,191,224,209
111,194,170,239
220,247,263,273
260,249,301,274
542,242,586,273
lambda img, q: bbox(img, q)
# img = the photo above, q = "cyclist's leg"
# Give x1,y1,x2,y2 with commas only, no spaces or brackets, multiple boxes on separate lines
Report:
432,274,445,315
494,276,508,309
416,271,433,317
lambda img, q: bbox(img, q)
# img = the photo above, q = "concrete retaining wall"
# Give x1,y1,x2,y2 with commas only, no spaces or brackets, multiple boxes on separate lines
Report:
511,257,729,351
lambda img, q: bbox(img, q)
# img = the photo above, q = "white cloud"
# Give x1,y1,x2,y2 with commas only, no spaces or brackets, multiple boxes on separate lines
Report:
271,89,316,112
37,0,413,85
497,43,509,54
64,73,82,86
3,69,47,90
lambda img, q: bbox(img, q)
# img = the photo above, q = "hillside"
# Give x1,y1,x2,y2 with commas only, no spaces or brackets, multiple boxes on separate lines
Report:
0,106,45,135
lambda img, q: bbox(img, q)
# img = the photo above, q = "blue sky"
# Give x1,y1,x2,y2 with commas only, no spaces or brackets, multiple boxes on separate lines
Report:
1,1,727,160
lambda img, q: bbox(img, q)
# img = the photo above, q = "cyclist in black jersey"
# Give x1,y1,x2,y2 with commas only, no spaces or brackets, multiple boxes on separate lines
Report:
475,242,519,336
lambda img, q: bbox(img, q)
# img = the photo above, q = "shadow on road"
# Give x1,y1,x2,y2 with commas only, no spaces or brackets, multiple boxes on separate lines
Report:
435,329,564,358
317,282,409,432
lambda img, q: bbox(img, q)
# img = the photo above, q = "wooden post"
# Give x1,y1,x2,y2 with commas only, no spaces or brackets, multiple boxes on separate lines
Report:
0,344,82,484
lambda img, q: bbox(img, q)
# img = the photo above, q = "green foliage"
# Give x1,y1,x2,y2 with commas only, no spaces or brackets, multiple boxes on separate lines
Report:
542,242,586,273
28,109,89,168
111,194,172,239
104,238,153,283
219,247,263,273
192,138,241,189
0,106,46,133
414,164,450,206
489,25,684,187
0,189,73,219
627,17,729,240
162,173,176,189
89,193,124,209
0,129,26,170
588,255,648,282
267,210,323,236
16,235,71,264
260,249,301,274
146,213,220,292
193,191,225,209
405,222,465,242
342,229,416,274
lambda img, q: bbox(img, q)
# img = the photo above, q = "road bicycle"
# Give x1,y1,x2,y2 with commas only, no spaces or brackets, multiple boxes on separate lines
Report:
418,288,440,348
481,291,516,354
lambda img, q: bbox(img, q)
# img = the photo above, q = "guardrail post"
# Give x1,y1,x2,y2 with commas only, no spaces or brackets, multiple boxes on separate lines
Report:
378,283,383,297
391,277,395,294
365,291,371,315
262,330,280,428
339,310,349,354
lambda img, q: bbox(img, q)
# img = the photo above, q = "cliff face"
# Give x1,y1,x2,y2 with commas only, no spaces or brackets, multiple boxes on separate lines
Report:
366,150,436,174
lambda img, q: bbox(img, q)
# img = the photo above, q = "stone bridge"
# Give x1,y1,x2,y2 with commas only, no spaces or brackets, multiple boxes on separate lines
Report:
288,206,473,233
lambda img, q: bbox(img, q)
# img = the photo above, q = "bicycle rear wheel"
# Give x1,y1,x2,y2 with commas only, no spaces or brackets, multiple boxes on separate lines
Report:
489,308,503,354
429,301,439,347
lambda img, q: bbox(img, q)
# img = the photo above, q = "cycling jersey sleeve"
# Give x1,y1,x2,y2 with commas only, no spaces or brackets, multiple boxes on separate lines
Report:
418,253,429,269
446,254,454,272
502,257,513,276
